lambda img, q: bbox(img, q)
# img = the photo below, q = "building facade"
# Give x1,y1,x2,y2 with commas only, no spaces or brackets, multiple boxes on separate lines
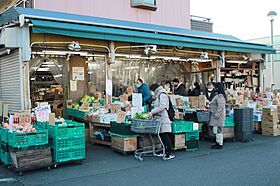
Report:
248,36,280,89
33,0,191,29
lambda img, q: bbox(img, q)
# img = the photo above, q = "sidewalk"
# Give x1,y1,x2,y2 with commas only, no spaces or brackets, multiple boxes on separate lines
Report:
1,134,280,186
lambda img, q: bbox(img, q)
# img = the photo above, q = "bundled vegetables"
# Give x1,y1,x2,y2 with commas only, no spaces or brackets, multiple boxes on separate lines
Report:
73,102,80,109
80,95,97,104
134,112,150,120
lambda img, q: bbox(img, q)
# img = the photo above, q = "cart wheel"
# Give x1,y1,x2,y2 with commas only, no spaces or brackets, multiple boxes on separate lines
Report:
19,171,23,176
47,166,51,171
252,138,256,141
232,138,235,142
138,157,144,162
54,164,58,168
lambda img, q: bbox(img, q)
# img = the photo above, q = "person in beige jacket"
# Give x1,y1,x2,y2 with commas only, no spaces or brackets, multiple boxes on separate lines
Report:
149,84,175,160
209,82,226,149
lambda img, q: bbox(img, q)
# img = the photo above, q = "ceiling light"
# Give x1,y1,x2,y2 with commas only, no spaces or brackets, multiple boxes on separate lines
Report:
68,42,81,51
37,68,50,72
226,60,247,64
187,58,212,62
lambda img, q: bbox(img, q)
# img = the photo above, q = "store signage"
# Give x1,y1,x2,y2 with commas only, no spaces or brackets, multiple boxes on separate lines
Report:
18,111,32,125
35,105,51,122
72,67,84,81
117,111,127,123
132,93,143,107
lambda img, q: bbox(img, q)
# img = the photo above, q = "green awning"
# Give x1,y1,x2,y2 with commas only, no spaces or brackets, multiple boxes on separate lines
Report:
31,19,275,54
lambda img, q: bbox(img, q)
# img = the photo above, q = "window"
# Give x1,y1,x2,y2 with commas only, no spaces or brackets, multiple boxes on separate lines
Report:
131,0,157,11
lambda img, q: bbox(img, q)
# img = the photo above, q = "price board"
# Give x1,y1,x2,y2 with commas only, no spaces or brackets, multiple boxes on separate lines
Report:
35,105,51,122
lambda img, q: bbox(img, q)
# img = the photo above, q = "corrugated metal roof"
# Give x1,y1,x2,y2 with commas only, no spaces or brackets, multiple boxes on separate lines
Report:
0,7,276,54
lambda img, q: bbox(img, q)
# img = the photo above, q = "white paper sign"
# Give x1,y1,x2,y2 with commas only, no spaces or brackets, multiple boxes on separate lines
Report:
106,79,113,96
73,67,84,80
35,105,51,122
132,93,143,107
193,123,199,131
70,80,77,91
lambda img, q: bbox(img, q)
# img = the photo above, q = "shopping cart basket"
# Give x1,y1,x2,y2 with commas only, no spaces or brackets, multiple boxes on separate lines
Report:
131,119,165,161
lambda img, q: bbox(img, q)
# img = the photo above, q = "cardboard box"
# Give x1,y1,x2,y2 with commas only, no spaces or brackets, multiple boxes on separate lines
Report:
110,104,121,114
93,114,118,124
189,97,199,108
111,136,137,152
198,95,206,108
171,134,186,150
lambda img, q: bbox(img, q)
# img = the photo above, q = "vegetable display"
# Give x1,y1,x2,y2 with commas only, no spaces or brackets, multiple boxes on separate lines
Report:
134,113,150,120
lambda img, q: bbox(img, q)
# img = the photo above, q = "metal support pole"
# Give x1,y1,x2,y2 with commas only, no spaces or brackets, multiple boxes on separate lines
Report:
270,19,274,87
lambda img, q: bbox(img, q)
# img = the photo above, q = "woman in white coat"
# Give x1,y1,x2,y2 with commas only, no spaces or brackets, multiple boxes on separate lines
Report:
209,82,226,149
149,84,175,160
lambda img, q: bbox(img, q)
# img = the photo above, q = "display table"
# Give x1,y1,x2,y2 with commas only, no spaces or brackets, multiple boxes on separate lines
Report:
66,108,90,120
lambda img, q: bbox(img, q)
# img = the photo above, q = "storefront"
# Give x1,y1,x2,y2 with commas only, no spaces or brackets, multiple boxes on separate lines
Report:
1,7,279,175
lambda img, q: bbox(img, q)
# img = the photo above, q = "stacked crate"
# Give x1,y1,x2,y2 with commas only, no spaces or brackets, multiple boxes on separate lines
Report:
48,121,86,164
0,127,52,175
261,108,280,136
171,120,199,151
110,122,137,154
0,128,10,165
234,108,255,142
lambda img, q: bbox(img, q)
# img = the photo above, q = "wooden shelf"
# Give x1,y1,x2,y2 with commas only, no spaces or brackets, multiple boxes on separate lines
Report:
92,139,111,146
93,123,110,128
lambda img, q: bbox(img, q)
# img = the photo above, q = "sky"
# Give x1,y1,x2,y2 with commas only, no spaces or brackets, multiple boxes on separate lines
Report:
191,0,280,40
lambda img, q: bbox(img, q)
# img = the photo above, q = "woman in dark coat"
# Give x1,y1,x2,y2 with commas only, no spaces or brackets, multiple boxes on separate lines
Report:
209,82,226,149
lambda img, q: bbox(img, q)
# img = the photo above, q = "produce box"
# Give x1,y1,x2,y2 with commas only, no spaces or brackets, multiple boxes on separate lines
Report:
110,122,135,136
172,120,193,133
186,130,199,141
48,122,85,139
111,135,137,153
8,129,48,148
92,114,118,124
52,147,86,163
171,133,186,150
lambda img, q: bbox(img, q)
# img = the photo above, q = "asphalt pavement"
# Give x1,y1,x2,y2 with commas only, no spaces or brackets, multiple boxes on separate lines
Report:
1,134,280,186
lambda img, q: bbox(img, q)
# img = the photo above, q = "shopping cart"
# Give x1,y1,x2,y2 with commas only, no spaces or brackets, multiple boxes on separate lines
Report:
131,119,165,161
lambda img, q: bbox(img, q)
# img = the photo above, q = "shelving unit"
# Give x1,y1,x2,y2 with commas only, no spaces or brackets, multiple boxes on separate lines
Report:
89,122,111,146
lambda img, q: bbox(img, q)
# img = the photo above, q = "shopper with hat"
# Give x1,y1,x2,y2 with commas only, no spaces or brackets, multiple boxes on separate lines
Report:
149,84,175,160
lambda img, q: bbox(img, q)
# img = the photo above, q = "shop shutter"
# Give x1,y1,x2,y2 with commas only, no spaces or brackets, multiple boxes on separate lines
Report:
0,49,22,113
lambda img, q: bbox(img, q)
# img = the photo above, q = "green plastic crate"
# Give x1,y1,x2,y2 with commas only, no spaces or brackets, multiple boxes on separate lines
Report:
172,120,193,134
0,128,8,143
8,129,48,148
48,123,85,139
52,147,86,163
75,110,89,120
66,108,76,117
186,130,199,141
36,121,49,129
1,150,10,165
50,136,85,150
110,122,135,136
224,116,235,127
